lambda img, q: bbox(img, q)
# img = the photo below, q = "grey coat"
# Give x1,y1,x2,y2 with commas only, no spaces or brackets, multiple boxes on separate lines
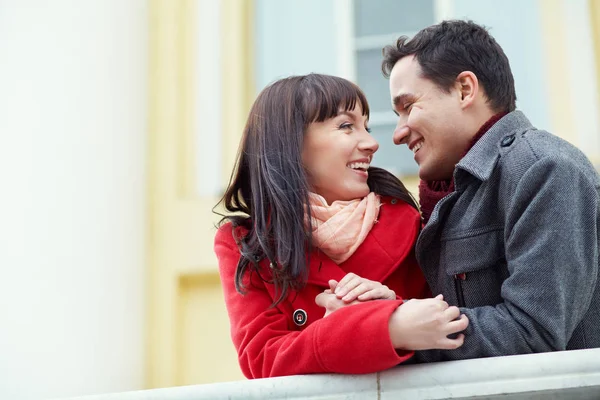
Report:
414,111,600,362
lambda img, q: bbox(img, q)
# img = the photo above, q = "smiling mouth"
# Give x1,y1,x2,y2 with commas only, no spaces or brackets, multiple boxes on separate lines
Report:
347,162,370,172
410,140,423,154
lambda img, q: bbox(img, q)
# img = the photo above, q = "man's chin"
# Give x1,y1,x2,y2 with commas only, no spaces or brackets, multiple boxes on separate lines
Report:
419,172,447,182
419,165,453,182
418,168,432,181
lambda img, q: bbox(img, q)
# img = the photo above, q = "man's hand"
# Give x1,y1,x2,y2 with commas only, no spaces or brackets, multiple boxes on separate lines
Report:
389,295,469,350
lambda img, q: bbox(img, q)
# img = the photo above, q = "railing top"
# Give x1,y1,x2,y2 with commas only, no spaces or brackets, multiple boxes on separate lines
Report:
61,349,600,400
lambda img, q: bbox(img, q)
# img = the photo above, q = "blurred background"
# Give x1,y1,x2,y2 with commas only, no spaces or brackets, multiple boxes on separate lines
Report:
1,0,599,398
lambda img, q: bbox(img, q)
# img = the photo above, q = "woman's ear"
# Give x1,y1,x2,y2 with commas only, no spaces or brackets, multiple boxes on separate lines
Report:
455,71,479,109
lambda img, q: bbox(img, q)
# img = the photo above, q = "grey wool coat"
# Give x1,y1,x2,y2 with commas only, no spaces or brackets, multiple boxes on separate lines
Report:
414,111,600,362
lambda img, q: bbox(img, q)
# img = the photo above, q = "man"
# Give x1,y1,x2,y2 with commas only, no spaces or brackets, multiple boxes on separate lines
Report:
381,19,600,361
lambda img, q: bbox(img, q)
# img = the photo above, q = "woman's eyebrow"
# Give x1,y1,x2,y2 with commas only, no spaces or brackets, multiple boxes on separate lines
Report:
337,110,357,120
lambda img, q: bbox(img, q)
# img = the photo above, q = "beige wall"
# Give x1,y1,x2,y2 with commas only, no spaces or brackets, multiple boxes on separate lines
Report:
540,0,600,164
146,0,253,388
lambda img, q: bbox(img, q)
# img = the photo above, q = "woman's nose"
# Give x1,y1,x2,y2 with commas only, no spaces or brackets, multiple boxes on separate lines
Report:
360,131,379,154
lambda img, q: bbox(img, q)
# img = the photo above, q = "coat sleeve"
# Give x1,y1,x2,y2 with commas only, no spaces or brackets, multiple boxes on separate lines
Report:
415,155,599,362
214,225,413,378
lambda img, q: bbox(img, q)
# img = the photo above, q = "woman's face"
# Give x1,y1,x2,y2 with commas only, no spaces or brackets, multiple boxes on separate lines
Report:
302,104,379,204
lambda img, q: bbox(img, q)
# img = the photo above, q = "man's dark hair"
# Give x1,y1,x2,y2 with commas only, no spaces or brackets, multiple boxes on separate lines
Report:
382,20,516,113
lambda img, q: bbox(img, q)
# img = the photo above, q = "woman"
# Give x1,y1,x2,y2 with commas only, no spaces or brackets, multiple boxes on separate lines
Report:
214,74,468,379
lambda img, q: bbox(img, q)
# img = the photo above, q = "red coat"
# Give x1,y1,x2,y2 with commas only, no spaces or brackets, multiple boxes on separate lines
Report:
214,196,429,378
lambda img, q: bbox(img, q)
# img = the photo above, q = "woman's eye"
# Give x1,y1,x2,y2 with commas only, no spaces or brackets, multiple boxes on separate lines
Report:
339,123,353,130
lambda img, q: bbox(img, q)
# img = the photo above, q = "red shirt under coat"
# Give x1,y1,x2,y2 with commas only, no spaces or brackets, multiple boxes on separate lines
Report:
214,196,430,378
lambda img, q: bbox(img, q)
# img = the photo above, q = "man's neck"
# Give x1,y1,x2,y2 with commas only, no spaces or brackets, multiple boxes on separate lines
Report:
442,109,505,180
418,110,509,224
464,110,507,156
469,109,497,139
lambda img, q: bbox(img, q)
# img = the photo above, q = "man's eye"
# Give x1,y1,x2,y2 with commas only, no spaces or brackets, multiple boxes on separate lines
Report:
404,103,413,111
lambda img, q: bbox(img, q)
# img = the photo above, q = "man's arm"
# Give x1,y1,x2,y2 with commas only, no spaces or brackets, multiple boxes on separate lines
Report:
416,155,599,362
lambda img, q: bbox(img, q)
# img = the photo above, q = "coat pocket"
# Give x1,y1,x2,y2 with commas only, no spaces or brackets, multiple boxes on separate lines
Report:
442,229,508,308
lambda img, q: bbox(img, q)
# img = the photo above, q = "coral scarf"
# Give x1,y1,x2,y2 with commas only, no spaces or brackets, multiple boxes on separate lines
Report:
307,192,381,264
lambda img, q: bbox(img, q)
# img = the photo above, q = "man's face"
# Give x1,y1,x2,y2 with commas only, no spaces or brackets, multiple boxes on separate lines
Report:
389,55,473,181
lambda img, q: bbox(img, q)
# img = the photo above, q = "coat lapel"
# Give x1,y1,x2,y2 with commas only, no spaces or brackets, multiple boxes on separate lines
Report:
305,252,348,288
306,198,419,287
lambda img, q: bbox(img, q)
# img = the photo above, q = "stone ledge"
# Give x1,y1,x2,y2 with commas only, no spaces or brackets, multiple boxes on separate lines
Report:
60,349,600,400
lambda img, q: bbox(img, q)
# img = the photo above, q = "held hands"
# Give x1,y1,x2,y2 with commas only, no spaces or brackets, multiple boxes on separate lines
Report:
313,271,470,350
331,272,396,302
315,273,396,317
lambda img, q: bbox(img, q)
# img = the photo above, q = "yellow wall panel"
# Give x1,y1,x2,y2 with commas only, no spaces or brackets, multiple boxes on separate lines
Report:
590,0,600,111
538,0,576,144
177,274,244,385
147,0,254,389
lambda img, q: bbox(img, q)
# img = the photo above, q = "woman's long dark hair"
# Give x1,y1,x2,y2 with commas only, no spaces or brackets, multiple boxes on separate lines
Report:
214,74,418,306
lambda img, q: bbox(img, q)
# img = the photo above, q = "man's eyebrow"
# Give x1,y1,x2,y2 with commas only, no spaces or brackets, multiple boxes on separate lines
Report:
393,93,414,108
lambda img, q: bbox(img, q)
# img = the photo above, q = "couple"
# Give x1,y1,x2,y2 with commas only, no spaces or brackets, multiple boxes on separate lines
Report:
214,20,600,379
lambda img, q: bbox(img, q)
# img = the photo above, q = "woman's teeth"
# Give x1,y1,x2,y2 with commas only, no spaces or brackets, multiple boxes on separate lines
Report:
347,162,370,171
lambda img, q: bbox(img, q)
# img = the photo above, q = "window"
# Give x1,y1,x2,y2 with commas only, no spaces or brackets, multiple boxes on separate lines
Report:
352,0,435,176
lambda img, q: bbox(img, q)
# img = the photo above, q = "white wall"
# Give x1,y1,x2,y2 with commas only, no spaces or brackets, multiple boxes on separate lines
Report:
197,0,222,197
0,1,147,398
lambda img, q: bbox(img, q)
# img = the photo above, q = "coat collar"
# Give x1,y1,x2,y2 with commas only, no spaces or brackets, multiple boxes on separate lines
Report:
455,110,534,183
416,111,533,259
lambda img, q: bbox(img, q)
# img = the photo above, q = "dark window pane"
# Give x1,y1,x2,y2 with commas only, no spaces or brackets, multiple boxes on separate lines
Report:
354,0,434,37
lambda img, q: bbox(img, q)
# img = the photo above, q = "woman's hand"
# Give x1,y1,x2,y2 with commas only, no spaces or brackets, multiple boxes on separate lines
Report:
315,289,360,318
389,295,469,350
329,272,396,303
315,273,396,318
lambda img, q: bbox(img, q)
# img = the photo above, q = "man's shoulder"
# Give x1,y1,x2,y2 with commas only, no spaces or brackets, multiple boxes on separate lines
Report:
498,127,599,184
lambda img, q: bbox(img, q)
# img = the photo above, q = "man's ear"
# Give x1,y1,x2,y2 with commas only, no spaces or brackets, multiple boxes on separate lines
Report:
455,71,479,109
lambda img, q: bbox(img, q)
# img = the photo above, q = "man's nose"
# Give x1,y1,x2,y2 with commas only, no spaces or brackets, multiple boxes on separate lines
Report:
393,125,411,145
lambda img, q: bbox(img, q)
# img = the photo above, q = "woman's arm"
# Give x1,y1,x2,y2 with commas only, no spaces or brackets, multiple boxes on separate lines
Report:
316,288,469,350
215,226,412,379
